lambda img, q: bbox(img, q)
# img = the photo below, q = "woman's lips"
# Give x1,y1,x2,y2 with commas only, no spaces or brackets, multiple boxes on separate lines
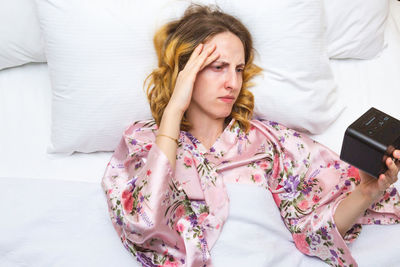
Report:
218,96,235,103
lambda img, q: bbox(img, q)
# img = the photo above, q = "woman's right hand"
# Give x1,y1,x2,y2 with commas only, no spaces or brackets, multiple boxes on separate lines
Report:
166,43,219,115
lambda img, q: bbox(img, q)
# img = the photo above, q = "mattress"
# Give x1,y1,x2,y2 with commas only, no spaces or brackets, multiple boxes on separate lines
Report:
1,3,400,267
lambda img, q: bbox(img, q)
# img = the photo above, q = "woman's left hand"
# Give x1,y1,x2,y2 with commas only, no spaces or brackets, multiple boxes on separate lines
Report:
358,149,400,202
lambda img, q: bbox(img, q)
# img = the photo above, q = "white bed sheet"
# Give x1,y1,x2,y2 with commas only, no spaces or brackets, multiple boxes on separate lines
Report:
1,2,400,267
0,177,134,267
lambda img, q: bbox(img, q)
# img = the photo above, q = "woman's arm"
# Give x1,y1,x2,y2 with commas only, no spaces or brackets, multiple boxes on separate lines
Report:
259,119,400,265
155,43,219,169
155,106,183,169
334,151,400,237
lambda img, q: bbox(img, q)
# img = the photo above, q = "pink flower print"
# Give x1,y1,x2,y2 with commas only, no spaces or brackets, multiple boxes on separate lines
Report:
252,173,262,183
144,144,152,151
292,233,310,254
383,192,390,201
198,213,208,225
183,156,193,168
122,190,133,213
146,169,152,176
176,222,185,233
347,166,360,183
162,260,179,267
284,164,288,173
260,161,269,170
136,202,143,214
312,195,320,203
334,161,340,169
298,199,309,210
175,205,186,218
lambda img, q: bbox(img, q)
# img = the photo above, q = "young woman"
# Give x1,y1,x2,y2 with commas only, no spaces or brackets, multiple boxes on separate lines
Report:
102,4,400,267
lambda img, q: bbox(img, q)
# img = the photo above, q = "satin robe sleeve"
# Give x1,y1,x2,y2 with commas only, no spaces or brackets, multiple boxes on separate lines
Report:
257,120,400,267
101,120,188,266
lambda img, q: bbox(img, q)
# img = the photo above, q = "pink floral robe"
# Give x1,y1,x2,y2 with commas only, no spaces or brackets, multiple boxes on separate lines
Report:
101,119,400,267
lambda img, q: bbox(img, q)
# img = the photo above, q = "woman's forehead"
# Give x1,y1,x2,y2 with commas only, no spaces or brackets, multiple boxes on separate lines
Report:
205,32,245,64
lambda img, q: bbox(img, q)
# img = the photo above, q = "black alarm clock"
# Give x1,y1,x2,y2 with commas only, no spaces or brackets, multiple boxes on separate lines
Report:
340,107,400,178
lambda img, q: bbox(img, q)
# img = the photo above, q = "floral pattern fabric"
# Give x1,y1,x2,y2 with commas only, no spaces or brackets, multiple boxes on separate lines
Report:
102,119,400,267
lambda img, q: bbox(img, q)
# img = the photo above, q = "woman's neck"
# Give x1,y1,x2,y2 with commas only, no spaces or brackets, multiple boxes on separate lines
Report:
188,116,225,150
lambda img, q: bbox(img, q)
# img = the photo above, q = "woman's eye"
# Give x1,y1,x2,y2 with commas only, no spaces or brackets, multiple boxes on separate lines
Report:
213,65,223,70
236,68,244,73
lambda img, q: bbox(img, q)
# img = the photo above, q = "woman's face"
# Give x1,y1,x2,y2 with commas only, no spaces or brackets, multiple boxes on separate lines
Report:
187,31,245,122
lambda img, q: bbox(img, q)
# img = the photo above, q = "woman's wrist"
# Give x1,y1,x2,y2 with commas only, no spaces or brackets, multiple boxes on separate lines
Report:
356,182,386,204
159,105,183,137
351,186,377,207
334,186,376,237
164,104,185,120
155,106,183,170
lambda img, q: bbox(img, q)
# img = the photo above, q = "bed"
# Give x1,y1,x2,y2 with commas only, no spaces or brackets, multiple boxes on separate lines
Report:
1,0,400,266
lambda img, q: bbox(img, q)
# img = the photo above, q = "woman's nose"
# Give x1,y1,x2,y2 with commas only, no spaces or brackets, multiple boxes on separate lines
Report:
224,69,241,90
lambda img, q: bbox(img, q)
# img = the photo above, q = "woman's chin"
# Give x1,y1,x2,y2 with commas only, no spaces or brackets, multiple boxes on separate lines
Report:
200,106,233,121
215,110,233,120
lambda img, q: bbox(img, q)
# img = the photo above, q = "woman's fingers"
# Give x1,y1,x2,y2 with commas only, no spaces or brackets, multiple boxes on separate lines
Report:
200,49,220,71
191,43,204,58
381,156,399,185
168,43,219,113
187,43,217,72
378,174,392,190
393,150,400,168
389,150,400,176
178,43,217,83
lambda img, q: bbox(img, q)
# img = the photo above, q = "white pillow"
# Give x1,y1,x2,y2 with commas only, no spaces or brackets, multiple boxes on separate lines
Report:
324,0,389,59
36,0,343,154
0,0,46,70
35,0,196,154
217,0,343,134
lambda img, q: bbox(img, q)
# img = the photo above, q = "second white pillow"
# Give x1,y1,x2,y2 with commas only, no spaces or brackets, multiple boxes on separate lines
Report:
324,0,389,59
0,0,46,70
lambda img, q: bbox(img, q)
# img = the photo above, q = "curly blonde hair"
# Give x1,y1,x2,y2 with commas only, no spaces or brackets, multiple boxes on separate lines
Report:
145,4,262,133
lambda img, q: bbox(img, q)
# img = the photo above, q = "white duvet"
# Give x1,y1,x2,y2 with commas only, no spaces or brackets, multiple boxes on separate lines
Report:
1,178,400,267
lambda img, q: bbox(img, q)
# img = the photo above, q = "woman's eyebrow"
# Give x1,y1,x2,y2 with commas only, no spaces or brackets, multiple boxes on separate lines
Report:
213,60,228,65
214,60,245,67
